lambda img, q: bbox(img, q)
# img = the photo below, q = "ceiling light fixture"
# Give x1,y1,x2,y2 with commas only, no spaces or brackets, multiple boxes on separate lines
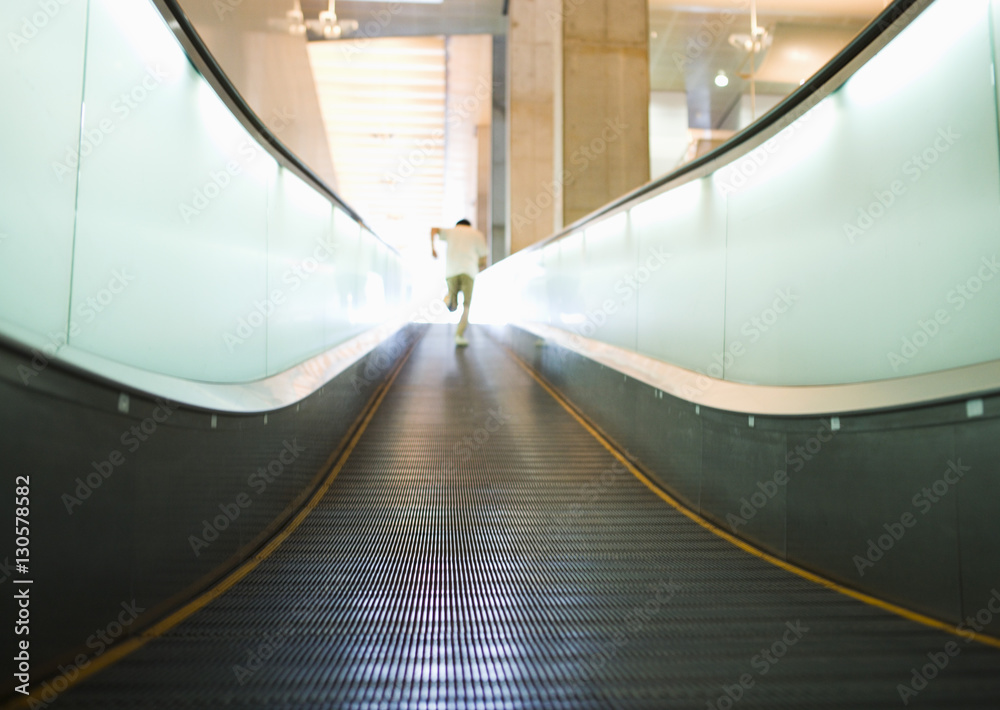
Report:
727,0,771,121
727,28,771,55
314,0,359,38
282,0,360,39
284,0,306,35
715,71,729,88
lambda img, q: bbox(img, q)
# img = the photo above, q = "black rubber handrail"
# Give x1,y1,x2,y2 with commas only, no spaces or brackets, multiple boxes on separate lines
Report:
524,0,925,253
155,0,400,256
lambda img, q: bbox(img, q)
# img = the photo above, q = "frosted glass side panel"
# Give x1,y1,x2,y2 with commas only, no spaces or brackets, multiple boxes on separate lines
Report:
328,206,361,344
470,260,500,324
266,168,334,376
995,0,1000,142
385,257,402,309
353,232,387,329
550,232,585,333
0,1,87,339
581,213,636,351
724,0,1000,385
476,250,545,326
634,179,727,374
377,243,392,311
524,248,552,324
522,250,547,324
69,0,272,382
372,241,390,321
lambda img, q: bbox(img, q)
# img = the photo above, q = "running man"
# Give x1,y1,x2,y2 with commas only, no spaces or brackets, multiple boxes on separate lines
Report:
430,219,488,346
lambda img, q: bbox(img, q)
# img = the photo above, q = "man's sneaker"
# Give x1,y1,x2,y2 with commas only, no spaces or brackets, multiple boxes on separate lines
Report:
455,335,469,347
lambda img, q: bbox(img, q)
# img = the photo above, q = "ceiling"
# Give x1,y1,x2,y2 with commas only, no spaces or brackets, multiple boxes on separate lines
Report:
649,0,890,17
300,0,507,38
303,0,887,132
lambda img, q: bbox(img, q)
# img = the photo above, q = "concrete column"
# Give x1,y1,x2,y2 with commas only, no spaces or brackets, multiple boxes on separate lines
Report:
444,35,493,228
561,0,650,226
508,0,649,252
508,0,561,254
492,35,509,265
476,124,491,247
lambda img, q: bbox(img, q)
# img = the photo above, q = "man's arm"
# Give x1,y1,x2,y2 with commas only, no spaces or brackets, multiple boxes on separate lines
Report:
478,232,488,271
430,227,440,258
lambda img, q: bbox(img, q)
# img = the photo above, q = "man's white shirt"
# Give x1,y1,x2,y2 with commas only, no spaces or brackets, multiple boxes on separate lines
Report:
440,226,488,279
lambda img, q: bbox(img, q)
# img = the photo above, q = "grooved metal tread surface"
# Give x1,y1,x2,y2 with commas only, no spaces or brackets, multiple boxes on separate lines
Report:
55,326,1000,709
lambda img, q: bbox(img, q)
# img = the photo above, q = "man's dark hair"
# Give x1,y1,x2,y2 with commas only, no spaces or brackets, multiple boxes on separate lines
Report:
456,219,472,227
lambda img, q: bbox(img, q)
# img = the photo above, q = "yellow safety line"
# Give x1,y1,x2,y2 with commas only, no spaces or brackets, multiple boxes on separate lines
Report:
505,345,1000,651
6,336,418,710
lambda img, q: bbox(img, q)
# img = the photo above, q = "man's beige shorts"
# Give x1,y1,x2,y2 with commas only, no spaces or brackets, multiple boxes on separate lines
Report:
446,274,475,306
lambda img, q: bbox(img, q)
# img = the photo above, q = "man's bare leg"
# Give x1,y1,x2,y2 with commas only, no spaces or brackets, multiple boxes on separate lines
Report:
457,302,470,337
